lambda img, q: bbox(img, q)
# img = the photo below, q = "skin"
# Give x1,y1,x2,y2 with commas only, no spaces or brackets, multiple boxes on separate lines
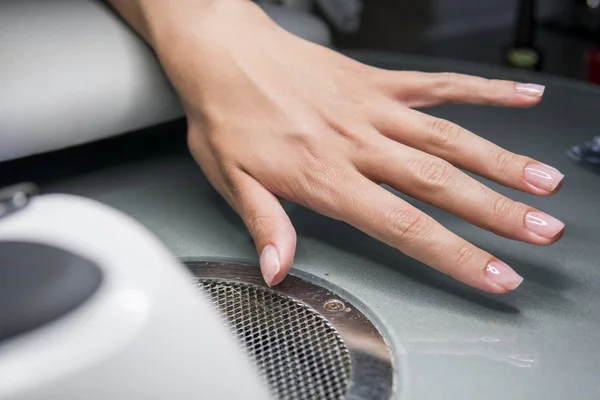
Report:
107,0,565,293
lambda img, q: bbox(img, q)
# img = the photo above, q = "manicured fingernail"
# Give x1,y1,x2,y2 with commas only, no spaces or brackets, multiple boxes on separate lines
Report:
486,261,523,291
524,164,564,192
515,83,545,97
525,211,565,239
260,244,280,287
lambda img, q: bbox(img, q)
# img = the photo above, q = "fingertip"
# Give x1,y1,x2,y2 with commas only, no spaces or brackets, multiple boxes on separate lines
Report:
553,178,564,193
269,261,291,287
463,274,517,294
524,183,562,197
462,260,523,294
486,283,514,295
485,260,524,292
503,91,542,108
551,225,566,242
515,82,545,97
485,81,543,108
512,82,545,107
523,163,565,194
269,271,286,287
259,226,297,287
515,97,543,108
260,244,281,287
529,224,566,246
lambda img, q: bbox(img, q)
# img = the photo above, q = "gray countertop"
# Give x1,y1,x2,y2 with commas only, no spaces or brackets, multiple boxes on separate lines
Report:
390,27,596,82
1,52,599,399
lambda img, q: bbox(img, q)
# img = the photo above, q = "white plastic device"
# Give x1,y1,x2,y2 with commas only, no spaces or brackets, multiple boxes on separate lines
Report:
0,0,331,163
0,193,271,400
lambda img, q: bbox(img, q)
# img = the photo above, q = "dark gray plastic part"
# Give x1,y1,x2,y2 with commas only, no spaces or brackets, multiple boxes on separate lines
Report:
0,241,103,342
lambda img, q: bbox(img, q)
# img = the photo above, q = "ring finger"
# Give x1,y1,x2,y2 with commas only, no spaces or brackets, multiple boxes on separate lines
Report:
355,137,565,245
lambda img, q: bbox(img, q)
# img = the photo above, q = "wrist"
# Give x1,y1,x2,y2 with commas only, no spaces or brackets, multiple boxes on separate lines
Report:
136,0,259,50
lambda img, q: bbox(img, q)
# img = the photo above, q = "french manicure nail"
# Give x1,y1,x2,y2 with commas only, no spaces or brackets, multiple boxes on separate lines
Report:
486,261,524,291
515,83,545,97
525,211,565,239
524,164,564,192
260,244,280,287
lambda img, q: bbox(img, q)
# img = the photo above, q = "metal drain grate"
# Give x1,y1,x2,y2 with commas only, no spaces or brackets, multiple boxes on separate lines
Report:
197,279,352,400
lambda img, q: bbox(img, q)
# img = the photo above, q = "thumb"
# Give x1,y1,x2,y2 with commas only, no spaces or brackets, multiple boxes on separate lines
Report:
231,173,297,287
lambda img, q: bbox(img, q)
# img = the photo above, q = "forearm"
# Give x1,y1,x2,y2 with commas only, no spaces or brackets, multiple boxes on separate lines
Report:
105,0,283,114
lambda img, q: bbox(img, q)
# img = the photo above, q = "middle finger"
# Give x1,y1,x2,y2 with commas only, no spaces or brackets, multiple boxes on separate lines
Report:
373,105,565,196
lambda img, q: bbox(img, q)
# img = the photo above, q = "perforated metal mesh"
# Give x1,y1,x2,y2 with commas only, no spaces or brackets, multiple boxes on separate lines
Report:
196,279,352,400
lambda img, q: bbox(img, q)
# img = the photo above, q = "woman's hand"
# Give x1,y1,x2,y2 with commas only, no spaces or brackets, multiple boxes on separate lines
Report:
112,0,564,293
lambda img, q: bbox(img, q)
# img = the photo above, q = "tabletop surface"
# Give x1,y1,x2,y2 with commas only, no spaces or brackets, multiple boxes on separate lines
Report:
1,52,599,399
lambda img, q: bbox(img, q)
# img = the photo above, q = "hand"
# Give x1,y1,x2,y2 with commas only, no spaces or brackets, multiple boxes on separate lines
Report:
132,1,565,292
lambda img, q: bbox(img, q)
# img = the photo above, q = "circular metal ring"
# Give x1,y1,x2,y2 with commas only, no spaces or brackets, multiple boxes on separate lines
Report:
183,259,395,400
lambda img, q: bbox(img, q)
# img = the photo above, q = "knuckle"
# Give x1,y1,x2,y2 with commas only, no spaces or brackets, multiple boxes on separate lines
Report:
453,244,476,266
472,75,493,87
298,168,346,212
246,211,273,240
298,153,338,189
286,128,318,149
294,161,346,211
487,78,502,89
387,208,428,244
490,195,517,222
273,126,350,211
411,157,455,193
479,78,496,103
433,72,468,93
292,140,342,190
435,72,460,85
429,118,462,150
285,129,328,169
493,151,518,177
221,163,245,197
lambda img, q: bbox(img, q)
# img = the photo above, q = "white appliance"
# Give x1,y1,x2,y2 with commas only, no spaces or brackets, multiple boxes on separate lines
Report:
0,186,272,400
0,0,332,163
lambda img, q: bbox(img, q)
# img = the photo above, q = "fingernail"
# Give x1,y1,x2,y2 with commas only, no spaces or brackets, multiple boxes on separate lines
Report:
486,261,523,291
525,211,565,239
524,164,564,192
515,83,545,97
260,244,280,287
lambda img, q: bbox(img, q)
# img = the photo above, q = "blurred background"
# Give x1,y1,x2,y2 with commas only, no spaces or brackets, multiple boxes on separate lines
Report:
259,0,600,83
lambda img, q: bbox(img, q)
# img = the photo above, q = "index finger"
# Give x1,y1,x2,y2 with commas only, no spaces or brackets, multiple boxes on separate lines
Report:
383,71,545,108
